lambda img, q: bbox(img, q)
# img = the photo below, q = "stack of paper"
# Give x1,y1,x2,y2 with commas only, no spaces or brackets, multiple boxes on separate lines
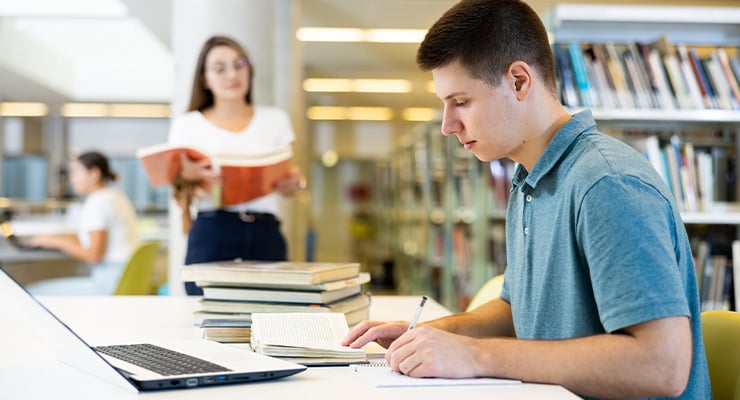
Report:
181,261,371,343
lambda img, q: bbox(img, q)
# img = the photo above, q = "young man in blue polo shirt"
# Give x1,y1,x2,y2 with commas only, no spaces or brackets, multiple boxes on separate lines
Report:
343,0,710,398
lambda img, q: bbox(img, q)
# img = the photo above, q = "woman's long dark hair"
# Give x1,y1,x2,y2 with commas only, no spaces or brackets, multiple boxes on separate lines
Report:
187,35,254,112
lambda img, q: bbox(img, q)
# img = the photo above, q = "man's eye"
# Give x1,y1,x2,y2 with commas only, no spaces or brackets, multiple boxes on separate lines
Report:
455,100,468,107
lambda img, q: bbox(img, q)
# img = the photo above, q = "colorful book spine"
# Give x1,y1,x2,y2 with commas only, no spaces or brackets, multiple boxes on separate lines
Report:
568,42,596,108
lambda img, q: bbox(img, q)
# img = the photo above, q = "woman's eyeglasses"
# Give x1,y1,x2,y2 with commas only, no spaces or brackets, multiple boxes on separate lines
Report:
205,58,250,75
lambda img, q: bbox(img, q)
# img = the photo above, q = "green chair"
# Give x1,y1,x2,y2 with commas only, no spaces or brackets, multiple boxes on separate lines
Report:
701,310,740,400
114,242,160,295
465,274,505,312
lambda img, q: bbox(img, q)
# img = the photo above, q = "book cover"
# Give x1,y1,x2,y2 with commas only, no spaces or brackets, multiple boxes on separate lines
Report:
196,272,371,292
198,293,372,316
136,143,292,205
202,284,363,304
181,260,361,286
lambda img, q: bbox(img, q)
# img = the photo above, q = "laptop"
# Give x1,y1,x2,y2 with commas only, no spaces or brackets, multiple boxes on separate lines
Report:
0,267,306,391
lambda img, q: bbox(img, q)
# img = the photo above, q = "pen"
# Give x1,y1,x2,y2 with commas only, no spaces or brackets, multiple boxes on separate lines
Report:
407,295,428,331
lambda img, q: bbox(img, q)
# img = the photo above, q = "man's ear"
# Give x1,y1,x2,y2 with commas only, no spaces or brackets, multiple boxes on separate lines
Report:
508,61,533,100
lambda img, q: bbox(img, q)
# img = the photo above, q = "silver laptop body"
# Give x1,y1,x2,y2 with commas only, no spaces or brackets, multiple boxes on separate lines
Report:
0,268,306,391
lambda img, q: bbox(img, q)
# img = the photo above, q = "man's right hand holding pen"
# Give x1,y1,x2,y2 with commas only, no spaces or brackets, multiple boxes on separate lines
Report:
341,296,516,380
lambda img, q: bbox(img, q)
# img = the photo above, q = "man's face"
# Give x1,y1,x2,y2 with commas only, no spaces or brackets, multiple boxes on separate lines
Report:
433,61,524,162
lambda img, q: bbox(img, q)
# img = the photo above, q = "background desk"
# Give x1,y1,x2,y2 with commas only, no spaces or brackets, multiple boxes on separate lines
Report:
0,295,581,400
0,238,85,286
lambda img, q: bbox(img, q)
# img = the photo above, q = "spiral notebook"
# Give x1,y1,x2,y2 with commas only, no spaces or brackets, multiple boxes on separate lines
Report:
352,358,521,387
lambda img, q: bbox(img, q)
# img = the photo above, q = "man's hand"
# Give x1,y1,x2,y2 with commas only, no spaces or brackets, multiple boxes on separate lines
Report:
342,320,410,349
385,326,482,378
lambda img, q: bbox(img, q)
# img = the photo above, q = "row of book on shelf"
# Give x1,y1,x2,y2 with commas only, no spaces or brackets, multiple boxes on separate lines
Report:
629,133,733,213
694,239,740,312
555,38,740,111
180,260,371,365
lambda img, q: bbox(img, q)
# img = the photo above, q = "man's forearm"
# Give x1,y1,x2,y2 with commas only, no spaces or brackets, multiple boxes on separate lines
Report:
472,316,691,399
423,298,515,338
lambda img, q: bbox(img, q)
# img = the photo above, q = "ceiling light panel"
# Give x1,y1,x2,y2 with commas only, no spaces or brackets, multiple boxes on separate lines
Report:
303,78,411,93
297,27,426,43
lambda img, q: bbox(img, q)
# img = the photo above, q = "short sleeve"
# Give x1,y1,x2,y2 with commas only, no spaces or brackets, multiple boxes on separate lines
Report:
577,175,690,332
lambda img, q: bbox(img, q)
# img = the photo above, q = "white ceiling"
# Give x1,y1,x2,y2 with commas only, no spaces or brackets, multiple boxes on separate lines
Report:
0,0,738,116
0,0,455,115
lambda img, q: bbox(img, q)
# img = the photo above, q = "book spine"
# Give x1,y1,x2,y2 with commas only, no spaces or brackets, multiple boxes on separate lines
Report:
715,48,740,110
645,48,677,110
688,48,718,109
704,56,734,110
676,44,706,109
568,42,596,108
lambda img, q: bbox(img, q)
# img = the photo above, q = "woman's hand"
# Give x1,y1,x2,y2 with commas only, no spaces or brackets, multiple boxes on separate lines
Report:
27,234,67,250
179,152,221,183
274,166,307,196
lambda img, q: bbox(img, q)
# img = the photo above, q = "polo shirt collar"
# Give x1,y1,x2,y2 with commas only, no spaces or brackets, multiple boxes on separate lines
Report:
511,110,596,191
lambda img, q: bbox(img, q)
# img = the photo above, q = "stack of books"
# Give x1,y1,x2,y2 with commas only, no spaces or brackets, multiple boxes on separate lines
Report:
181,261,371,343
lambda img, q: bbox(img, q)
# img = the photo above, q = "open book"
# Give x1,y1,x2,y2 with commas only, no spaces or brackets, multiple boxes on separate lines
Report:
251,313,367,366
136,143,292,206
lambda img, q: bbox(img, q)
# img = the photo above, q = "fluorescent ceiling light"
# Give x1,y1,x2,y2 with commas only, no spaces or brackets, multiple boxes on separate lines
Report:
297,27,427,43
306,106,394,121
0,0,127,17
109,103,170,118
297,28,364,42
61,103,169,118
402,108,438,122
303,78,411,93
61,103,109,117
366,29,427,43
0,102,49,117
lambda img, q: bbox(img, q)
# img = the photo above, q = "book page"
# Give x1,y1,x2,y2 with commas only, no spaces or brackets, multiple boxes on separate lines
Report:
352,360,521,387
251,313,353,349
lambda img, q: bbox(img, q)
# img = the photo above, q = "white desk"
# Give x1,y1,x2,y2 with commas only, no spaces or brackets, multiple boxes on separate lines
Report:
0,296,581,400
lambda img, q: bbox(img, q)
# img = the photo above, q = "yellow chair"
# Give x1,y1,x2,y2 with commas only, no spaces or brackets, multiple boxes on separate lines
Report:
701,310,740,400
114,242,160,295
466,274,505,312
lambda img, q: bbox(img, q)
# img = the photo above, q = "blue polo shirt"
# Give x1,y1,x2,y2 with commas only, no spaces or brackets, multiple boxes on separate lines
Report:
499,111,710,400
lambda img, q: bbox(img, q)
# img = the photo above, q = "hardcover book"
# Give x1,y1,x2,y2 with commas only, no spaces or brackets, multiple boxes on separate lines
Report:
202,284,363,304
181,261,361,286
136,143,292,206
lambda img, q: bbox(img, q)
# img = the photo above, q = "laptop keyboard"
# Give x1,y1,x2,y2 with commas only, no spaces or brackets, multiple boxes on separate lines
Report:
95,343,232,376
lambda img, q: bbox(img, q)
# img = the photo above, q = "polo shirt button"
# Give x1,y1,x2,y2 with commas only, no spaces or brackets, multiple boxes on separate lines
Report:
524,227,529,235
526,194,533,202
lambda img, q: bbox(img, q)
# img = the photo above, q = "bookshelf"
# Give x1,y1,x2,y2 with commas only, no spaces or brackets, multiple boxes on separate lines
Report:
376,4,740,312
546,4,740,311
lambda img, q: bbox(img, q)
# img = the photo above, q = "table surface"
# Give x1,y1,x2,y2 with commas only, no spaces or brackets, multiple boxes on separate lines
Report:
0,295,581,400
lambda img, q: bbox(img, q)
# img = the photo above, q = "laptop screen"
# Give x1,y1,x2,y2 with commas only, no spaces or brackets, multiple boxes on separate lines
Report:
0,268,136,391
